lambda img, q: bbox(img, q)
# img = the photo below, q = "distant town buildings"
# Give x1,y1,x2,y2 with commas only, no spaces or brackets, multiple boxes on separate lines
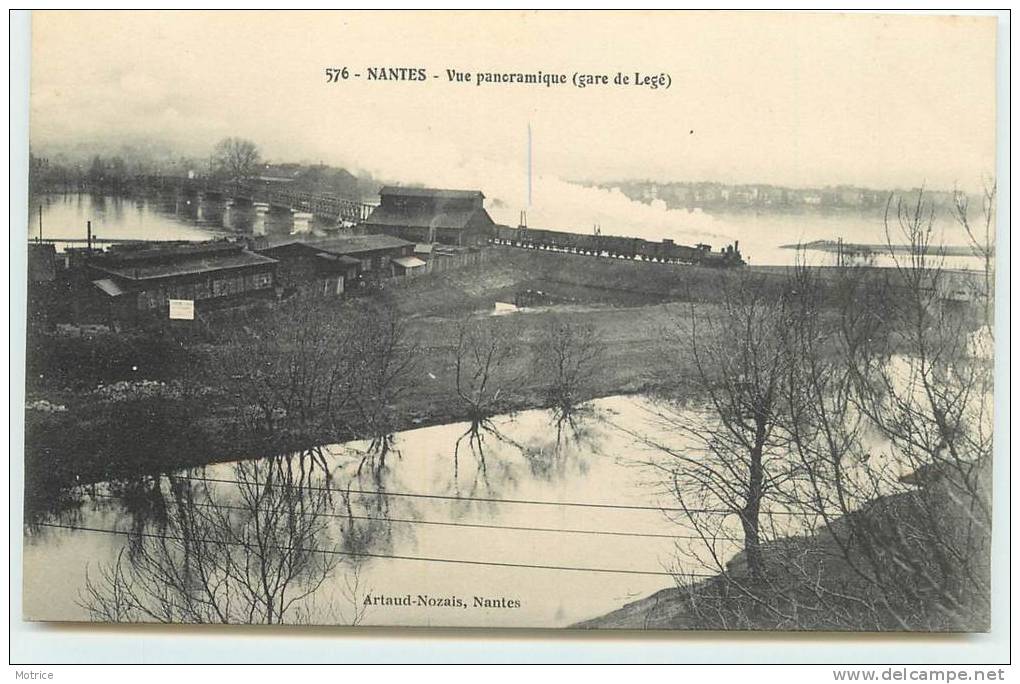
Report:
610,180,958,212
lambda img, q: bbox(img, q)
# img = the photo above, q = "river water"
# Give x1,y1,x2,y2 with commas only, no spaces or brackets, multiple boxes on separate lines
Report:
27,193,984,269
24,396,768,628
27,192,340,247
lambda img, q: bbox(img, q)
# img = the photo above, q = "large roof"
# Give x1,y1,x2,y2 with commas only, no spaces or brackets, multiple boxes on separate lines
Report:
311,234,414,255
379,186,484,200
364,205,493,231
94,250,277,281
104,240,239,263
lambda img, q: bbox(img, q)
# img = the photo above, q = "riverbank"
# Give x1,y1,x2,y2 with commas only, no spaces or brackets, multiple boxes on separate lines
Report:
574,477,991,632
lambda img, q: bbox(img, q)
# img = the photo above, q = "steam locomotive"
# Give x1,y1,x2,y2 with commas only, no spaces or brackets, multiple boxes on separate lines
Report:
490,224,744,267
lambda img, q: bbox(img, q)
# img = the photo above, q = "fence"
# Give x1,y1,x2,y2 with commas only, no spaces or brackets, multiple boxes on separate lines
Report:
386,248,492,287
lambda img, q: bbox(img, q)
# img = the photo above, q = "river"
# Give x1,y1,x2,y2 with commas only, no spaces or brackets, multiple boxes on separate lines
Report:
24,396,765,628
28,192,985,269
27,192,340,247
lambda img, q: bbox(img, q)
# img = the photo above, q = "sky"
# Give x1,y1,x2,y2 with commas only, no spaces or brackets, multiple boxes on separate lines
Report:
29,11,998,239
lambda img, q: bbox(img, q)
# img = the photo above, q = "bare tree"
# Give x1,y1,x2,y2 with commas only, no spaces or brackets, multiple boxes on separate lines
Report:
533,315,604,425
853,191,993,627
775,261,921,629
214,301,354,443
661,274,797,583
772,191,994,630
450,316,524,474
344,295,420,470
212,137,261,183
953,180,996,326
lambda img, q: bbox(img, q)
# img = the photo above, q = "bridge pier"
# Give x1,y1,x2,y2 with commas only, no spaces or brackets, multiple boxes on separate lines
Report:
252,202,270,236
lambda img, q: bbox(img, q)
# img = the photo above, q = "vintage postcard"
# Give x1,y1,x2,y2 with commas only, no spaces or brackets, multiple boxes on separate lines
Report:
21,10,998,631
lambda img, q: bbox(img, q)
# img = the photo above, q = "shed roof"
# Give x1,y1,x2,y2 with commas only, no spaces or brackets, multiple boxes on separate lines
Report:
92,278,127,297
380,186,484,200
93,251,277,281
392,256,427,269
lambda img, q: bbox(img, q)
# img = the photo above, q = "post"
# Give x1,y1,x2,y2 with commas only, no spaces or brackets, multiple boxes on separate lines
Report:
87,220,92,254
38,205,43,242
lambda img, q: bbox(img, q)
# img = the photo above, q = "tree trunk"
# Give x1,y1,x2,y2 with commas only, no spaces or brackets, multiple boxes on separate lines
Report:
742,420,767,582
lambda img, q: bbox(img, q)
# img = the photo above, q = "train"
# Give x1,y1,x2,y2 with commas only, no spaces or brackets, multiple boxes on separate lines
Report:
490,224,744,267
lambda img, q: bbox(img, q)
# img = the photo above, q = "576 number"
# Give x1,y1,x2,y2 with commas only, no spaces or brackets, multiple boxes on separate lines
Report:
325,67,350,83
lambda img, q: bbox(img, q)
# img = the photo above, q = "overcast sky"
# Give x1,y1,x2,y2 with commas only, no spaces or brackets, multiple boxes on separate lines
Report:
30,11,997,237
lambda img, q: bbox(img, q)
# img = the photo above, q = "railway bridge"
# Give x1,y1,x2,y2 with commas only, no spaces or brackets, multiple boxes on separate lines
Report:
134,175,376,224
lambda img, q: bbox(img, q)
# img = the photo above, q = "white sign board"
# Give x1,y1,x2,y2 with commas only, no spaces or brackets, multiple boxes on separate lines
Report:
168,299,195,320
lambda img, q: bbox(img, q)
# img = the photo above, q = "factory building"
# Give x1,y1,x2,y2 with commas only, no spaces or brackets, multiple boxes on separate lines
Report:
362,187,495,247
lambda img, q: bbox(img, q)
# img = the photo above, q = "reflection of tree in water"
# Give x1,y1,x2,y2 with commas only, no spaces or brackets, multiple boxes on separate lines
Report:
24,484,94,534
354,433,401,481
522,410,602,483
328,442,417,562
79,450,368,625
444,408,604,520
451,418,523,500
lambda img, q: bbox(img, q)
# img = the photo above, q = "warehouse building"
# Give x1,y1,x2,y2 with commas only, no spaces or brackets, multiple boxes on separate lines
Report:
254,240,360,298
310,234,420,281
362,186,495,247
88,241,278,317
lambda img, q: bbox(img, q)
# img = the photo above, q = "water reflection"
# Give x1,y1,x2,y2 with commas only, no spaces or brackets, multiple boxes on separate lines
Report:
29,192,342,244
26,399,695,627
74,451,369,625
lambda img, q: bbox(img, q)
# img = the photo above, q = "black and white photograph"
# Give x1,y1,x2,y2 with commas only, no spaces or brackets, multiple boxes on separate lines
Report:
17,10,1001,634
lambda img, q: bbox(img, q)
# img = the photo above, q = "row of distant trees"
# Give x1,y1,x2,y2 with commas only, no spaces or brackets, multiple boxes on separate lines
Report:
30,137,375,199
28,137,260,193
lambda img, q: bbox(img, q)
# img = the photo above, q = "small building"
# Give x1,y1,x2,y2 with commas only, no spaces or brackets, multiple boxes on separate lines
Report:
27,243,61,333
363,186,495,247
28,243,57,283
254,240,360,298
88,241,278,317
391,255,428,276
310,234,416,281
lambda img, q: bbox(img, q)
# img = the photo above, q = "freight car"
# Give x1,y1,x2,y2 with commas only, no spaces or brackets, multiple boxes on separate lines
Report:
490,225,744,267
